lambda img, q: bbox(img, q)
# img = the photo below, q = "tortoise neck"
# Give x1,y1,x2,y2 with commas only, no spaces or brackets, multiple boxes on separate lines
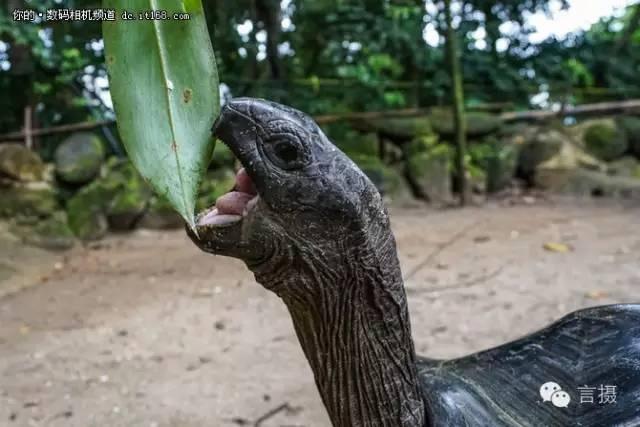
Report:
280,225,427,427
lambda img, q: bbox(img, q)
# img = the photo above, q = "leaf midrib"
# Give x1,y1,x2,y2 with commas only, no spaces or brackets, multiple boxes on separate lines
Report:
150,0,192,226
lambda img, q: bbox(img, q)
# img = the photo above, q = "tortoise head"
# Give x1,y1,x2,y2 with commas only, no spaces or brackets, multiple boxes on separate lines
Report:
188,98,384,290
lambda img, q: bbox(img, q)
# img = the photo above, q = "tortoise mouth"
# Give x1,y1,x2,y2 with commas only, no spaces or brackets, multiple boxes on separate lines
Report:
195,167,259,228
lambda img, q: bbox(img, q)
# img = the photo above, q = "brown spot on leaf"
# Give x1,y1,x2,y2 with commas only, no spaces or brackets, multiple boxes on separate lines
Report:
182,88,193,103
171,141,178,151
106,55,115,65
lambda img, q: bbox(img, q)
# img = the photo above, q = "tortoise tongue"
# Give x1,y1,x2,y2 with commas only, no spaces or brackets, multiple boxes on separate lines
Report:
215,168,257,216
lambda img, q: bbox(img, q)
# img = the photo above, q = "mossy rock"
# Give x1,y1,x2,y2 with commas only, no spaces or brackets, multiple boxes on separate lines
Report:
66,183,112,241
517,129,567,176
537,167,640,200
139,196,184,230
583,121,628,162
54,132,105,185
355,116,433,142
0,182,59,218
430,110,502,138
334,131,379,158
405,139,453,203
0,143,45,182
607,156,640,178
11,211,75,251
66,158,152,239
209,140,236,169
196,168,236,211
104,160,153,231
470,139,519,193
618,116,640,158
348,155,412,202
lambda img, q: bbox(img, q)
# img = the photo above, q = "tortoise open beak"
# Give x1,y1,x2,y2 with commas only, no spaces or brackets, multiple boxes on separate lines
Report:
187,99,268,260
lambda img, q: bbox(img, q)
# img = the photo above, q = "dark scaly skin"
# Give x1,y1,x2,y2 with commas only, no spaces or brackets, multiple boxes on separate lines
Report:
188,98,640,427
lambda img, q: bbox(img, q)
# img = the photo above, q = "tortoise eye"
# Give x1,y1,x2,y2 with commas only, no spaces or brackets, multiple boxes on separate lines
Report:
264,134,310,170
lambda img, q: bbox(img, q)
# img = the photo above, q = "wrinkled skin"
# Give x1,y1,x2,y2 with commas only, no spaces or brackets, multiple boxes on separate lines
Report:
188,98,427,427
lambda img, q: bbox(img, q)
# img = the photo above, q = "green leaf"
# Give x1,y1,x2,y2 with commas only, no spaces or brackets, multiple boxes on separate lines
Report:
103,0,219,229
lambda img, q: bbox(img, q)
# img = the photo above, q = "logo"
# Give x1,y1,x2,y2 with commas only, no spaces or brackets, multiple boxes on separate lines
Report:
540,382,571,408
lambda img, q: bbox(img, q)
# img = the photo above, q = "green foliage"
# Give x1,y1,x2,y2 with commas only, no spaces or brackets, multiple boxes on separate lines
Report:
584,122,629,161
103,0,220,229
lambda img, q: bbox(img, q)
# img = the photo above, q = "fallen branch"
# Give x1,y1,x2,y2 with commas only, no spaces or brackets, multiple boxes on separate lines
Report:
500,99,640,122
253,403,300,427
403,220,481,282
0,119,114,141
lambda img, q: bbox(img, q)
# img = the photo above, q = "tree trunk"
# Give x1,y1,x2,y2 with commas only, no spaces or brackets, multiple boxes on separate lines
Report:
444,0,469,206
255,0,283,80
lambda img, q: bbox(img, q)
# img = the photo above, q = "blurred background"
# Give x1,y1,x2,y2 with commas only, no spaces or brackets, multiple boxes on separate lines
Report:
1,1,640,426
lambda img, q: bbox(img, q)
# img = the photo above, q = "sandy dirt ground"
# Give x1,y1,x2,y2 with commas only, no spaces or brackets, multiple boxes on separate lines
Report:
0,200,639,427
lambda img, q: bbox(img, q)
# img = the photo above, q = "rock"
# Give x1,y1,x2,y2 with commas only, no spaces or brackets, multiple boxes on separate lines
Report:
517,128,566,177
196,168,237,211
138,196,184,230
430,110,502,138
582,120,628,161
469,139,519,193
335,131,379,158
405,138,453,204
54,132,105,185
0,143,45,182
10,211,75,251
536,140,603,172
209,140,236,169
354,117,432,142
537,168,640,200
607,156,640,178
104,160,153,231
618,116,640,158
351,155,413,203
66,158,151,239
0,181,59,218
66,184,110,241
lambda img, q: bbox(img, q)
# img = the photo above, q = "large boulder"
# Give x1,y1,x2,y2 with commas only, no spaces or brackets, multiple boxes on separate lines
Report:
534,142,607,192
0,143,45,182
516,128,567,177
430,110,502,138
66,158,152,240
469,139,519,193
54,132,105,185
582,120,628,161
618,116,640,158
353,116,432,142
537,168,640,200
405,138,453,204
0,181,59,218
10,211,76,251
66,182,112,241
138,196,184,230
196,168,237,212
351,155,413,204
209,140,236,169
104,160,153,230
607,156,640,179
334,131,379,158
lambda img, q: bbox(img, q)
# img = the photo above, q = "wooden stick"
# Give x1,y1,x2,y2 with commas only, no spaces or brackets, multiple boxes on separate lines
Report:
1,119,114,140
500,99,640,122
